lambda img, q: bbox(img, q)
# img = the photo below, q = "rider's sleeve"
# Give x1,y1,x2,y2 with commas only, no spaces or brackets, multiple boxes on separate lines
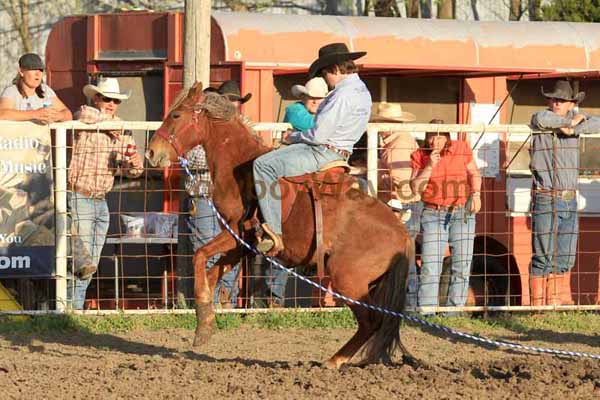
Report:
287,94,345,145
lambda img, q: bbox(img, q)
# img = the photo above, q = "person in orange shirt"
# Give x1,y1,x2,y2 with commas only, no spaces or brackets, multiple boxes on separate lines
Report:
410,119,481,315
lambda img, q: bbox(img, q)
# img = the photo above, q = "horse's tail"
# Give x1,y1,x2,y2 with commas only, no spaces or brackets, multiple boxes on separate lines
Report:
363,233,414,364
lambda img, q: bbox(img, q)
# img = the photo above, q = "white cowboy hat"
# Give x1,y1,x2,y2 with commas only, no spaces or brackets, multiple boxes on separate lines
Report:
83,77,131,100
291,77,329,99
370,102,416,123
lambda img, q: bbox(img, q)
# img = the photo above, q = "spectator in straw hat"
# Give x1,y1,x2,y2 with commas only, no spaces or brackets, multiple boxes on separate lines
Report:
0,53,72,123
253,42,371,255
68,77,143,309
411,119,481,315
371,102,422,308
529,80,600,306
284,77,329,131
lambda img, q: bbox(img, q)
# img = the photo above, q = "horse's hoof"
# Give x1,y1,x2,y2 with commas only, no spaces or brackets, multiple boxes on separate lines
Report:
192,329,213,347
322,358,344,369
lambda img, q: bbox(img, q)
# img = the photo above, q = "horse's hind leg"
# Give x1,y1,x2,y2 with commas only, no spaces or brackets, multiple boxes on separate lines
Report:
323,293,376,369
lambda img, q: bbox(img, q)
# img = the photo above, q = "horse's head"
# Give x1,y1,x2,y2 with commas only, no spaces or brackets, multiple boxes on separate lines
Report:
146,82,207,168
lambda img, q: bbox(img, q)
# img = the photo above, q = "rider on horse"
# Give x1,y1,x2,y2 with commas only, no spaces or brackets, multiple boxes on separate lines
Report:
253,43,372,255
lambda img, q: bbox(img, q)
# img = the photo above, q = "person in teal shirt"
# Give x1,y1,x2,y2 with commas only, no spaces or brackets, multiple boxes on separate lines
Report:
284,77,328,131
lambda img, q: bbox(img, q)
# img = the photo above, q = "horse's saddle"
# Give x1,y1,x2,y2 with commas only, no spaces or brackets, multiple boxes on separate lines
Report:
278,160,358,284
279,160,356,225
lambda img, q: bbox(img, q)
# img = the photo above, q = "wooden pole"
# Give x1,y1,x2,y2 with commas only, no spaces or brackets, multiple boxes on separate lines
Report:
183,0,211,90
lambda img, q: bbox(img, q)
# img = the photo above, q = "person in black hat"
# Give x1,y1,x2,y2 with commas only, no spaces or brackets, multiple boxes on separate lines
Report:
0,53,72,123
218,80,251,107
253,42,372,255
529,79,600,307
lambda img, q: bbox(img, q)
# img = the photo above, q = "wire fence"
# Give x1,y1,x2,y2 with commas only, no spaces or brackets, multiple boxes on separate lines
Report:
0,120,598,314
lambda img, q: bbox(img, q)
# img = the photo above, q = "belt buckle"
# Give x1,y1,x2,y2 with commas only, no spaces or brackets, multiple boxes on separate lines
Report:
561,190,575,201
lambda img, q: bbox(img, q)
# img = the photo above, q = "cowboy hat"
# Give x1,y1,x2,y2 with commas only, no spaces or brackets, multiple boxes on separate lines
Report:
291,77,329,99
370,102,416,123
218,80,252,104
541,80,585,103
83,77,131,100
308,43,366,79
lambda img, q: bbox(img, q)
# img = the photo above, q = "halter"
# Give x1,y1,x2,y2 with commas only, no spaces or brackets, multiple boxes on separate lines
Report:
154,103,205,157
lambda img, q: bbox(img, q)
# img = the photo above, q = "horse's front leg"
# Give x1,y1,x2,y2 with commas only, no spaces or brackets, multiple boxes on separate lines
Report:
192,230,238,347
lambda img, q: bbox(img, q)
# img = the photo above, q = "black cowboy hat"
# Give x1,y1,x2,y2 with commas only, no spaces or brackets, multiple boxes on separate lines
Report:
217,80,252,104
541,80,585,103
308,43,367,79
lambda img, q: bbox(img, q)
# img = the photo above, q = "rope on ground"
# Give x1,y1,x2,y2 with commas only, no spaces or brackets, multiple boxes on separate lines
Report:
178,156,600,361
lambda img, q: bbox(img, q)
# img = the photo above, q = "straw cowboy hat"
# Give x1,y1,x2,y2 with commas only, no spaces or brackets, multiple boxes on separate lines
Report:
541,80,585,103
83,77,131,100
308,43,366,79
218,80,252,104
370,102,416,123
291,77,329,99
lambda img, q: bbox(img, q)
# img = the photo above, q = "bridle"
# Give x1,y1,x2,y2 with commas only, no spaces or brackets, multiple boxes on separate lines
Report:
154,103,205,157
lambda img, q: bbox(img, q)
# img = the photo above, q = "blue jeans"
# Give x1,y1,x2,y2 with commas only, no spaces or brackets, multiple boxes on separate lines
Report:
261,255,289,303
404,201,423,308
253,143,344,235
531,193,578,276
69,192,110,310
418,206,475,311
187,197,241,306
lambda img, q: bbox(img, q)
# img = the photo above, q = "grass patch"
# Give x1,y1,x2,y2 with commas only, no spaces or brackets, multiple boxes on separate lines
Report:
1,310,599,337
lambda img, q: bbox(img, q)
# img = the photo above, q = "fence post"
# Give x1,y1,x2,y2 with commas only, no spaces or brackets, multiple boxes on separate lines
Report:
367,126,378,197
54,126,68,311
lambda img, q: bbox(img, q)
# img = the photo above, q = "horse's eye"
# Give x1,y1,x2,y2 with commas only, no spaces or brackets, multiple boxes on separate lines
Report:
172,112,181,119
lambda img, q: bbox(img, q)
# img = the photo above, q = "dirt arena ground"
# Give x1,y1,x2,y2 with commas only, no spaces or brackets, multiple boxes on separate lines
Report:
1,322,600,399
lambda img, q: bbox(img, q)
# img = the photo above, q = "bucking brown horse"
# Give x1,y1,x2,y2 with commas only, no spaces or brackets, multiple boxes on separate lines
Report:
146,83,415,369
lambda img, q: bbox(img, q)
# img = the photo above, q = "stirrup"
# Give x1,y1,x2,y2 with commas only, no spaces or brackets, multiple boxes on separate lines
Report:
256,223,284,256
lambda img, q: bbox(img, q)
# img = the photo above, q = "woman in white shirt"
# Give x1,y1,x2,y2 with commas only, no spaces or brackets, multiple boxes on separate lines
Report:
0,53,72,123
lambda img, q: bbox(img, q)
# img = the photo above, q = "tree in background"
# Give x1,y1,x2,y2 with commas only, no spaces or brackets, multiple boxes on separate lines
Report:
541,0,600,22
528,0,542,20
437,0,455,19
509,0,526,21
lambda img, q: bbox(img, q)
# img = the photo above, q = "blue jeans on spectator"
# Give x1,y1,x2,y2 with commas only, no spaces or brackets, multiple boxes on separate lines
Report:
253,143,343,235
404,201,423,308
260,255,289,304
418,206,475,312
531,193,578,276
187,197,241,307
69,192,110,310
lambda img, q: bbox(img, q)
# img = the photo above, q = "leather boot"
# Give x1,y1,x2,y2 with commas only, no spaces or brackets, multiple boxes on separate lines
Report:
546,274,562,305
561,272,575,305
256,223,284,256
530,275,546,306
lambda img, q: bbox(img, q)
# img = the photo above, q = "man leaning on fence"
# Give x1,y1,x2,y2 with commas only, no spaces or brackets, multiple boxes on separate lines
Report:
68,78,143,310
529,80,600,306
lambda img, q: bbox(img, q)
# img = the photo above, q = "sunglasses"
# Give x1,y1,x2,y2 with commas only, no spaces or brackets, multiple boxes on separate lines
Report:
550,98,570,104
99,96,122,105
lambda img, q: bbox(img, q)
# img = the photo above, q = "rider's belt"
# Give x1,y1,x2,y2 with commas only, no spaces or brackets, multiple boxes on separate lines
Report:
321,144,351,161
536,189,576,201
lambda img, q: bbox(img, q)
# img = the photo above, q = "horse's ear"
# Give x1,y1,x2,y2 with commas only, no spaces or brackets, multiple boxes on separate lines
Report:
188,81,204,101
192,81,204,91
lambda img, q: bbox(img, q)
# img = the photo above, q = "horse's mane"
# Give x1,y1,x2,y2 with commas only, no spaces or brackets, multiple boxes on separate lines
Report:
201,92,237,121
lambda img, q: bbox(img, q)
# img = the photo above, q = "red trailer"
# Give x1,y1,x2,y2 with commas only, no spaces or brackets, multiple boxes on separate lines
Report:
46,11,600,307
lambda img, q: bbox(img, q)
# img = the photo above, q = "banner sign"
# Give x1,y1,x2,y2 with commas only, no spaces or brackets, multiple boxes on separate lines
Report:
0,122,55,278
